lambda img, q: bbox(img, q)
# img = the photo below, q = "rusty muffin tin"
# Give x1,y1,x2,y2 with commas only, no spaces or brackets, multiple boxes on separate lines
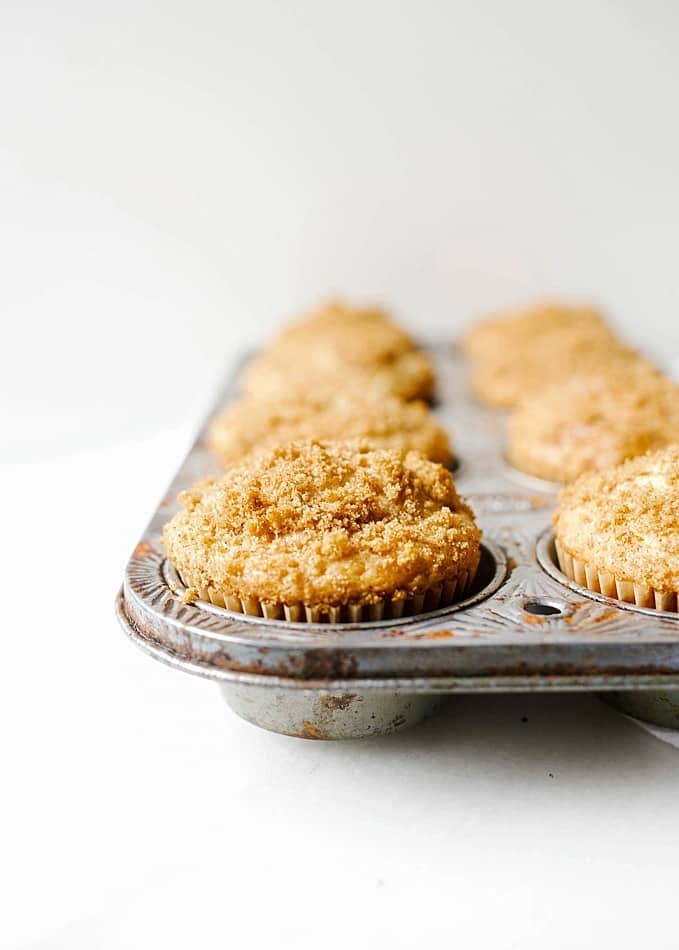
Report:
116,345,679,738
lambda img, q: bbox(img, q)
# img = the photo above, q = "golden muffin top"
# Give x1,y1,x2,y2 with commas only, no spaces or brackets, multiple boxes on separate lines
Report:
274,300,410,343
469,330,651,408
461,300,611,362
163,440,480,607
507,368,679,483
241,344,434,403
553,445,679,593
267,299,418,363
208,392,453,467
241,300,434,402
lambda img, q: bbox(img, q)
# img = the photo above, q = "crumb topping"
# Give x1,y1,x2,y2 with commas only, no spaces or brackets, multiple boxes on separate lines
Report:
242,345,434,403
462,301,610,361
274,300,413,347
470,333,653,408
208,393,453,467
508,369,679,482
163,440,480,606
241,301,434,402
553,446,679,591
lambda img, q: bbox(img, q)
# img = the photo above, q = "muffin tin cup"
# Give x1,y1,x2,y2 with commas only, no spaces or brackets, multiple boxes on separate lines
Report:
554,537,678,613
219,683,444,739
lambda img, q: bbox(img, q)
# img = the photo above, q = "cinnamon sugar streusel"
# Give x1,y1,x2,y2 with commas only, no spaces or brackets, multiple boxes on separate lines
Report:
163,440,480,621
208,393,453,467
242,301,434,402
553,446,679,609
470,332,650,409
242,346,434,403
507,369,679,483
274,300,410,347
461,301,611,362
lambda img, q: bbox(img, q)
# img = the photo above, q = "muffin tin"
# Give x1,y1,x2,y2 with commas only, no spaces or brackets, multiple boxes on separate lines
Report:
116,344,679,738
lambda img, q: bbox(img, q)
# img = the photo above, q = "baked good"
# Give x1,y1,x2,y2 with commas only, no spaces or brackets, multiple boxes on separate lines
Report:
469,332,647,408
507,368,677,483
461,301,610,362
163,440,481,622
208,392,454,467
242,301,434,402
553,446,679,611
273,300,411,346
241,346,434,403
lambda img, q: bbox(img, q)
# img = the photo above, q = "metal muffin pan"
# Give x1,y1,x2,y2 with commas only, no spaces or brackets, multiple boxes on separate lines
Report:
116,344,679,738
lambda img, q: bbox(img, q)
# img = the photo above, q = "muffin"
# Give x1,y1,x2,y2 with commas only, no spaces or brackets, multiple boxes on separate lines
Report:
242,346,435,403
507,368,677,483
461,300,610,362
273,299,411,346
208,392,454,467
242,301,434,402
553,445,679,611
163,440,481,622
469,330,647,408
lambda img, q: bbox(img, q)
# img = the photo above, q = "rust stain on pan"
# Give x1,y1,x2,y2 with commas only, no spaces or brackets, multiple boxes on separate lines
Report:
591,609,620,624
415,630,456,639
521,614,547,625
379,629,455,640
299,652,359,680
127,610,679,681
126,609,363,679
321,693,357,711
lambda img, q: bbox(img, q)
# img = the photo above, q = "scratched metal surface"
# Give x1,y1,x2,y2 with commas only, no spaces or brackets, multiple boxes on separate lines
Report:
118,345,679,689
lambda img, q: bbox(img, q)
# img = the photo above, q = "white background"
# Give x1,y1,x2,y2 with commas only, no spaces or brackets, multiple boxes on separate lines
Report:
2,1,679,947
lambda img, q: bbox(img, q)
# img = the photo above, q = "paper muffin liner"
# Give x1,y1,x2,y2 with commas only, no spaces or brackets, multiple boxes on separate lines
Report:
554,537,678,613
178,561,479,623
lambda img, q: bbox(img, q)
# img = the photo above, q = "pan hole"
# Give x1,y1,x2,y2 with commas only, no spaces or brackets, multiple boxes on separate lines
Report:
523,598,567,617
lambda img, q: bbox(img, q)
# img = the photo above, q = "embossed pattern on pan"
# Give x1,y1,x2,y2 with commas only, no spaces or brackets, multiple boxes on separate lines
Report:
118,346,679,689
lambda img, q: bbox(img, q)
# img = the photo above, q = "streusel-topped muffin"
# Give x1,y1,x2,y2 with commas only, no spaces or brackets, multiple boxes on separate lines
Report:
208,393,454,468
242,301,434,402
470,332,649,408
507,368,678,483
163,440,480,622
553,445,679,611
273,300,409,346
241,346,435,403
461,301,610,362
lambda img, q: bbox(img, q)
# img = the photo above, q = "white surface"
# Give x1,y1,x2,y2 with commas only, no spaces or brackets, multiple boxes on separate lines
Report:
3,1,679,947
